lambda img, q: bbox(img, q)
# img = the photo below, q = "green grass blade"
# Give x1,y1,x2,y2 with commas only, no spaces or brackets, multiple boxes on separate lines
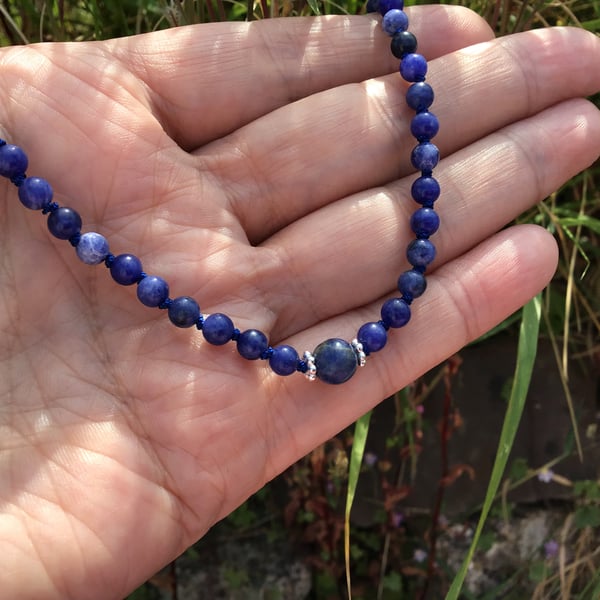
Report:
344,409,372,600
446,294,542,599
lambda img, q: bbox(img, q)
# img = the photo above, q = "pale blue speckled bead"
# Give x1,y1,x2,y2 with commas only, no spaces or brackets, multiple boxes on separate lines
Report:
76,232,110,265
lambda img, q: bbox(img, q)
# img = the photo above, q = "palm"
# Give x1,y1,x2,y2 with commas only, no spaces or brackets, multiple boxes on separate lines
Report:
0,9,598,599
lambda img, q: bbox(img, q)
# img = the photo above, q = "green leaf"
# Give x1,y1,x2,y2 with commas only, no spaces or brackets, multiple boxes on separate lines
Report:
446,295,542,599
574,505,600,529
306,0,321,15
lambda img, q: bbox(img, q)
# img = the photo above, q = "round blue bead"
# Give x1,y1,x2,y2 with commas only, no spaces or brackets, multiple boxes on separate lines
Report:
382,9,408,36
400,53,428,82
406,239,436,267
391,31,417,59
410,208,440,238
357,322,388,354
76,232,110,265
410,112,439,142
411,176,440,206
411,142,439,172
381,298,411,328
136,275,169,307
0,144,28,178
18,177,53,210
269,345,299,376
110,253,143,285
314,338,358,385
237,329,269,360
366,0,380,12
378,0,404,15
168,296,200,328
398,269,427,299
47,207,82,240
202,313,235,346
406,82,434,111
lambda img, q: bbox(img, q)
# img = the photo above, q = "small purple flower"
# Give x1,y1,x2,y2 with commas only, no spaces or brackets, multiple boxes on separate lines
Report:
537,468,555,483
413,549,427,563
544,539,559,559
364,452,378,467
391,511,404,528
415,404,424,414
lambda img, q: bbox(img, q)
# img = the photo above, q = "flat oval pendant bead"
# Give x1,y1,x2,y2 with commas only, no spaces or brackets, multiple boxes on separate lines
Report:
202,313,235,345
168,296,200,328
313,338,358,385
136,275,169,307
0,144,28,178
47,207,82,240
76,232,110,265
269,345,299,376
18,177,53,210
110,253,143,285
237,329,269,360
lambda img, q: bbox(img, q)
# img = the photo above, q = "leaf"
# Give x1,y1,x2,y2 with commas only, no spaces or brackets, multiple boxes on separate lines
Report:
446,294,542,599
574,505,600,529
306,0,321,15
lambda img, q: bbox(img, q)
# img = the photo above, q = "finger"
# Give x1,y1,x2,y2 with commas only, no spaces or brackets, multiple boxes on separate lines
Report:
111,7,493,148
259,97,600,340
205,27,600,242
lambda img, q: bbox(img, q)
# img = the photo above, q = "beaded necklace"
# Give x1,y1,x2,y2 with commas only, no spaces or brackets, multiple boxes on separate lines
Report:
0,1,440,385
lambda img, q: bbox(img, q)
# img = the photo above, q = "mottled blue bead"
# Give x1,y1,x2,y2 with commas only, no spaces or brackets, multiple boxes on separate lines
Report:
110,253,143,285
411,176,440,206
76,232,110,265
269,345,299,376
398,269,427,299
378,0,403,15
399,53,427,82
411,143,439,172
410,112,439,142
410,207,440,238
357,322,388,353
168,296,200,328
391,31,417,59
365,0,380,12
202,313,235,346
382,9,408,35
381,297,411,328
237,329,269,360
314,338,358,385
136,275,169,307
406,239,436,267
18,177,53,210
406,82,434,111
0,144,28,178
47,207,82,240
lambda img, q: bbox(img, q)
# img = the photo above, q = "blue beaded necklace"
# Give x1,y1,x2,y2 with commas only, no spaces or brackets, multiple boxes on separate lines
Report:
0,1,440,385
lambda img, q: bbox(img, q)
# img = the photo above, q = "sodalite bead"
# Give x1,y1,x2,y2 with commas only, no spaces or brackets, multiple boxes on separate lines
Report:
269,345,299,376
406,239,436,267
0,144,28,178
237,329,269,360
391,31,417,59
357,322,388,354
400,53,427,82
76,232,110,265
411,143,439,172
47,207,82,240
381,298,411,328
382,9,408,36
18,177,53,210
411,176,440,206
398,269,427,298
110,253,143,285
136,275,169,307
406,82,434,112
168,296,200,328
313,338,358,385
202,313,235,346
410,207,440,238
410,112,439,142
378,0,404,14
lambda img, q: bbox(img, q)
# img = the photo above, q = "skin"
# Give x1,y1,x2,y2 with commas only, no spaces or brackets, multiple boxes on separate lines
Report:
0,6,599,598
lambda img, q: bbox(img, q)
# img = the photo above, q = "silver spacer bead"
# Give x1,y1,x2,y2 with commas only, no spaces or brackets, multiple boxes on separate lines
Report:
303,350,317,381
351,339,367,367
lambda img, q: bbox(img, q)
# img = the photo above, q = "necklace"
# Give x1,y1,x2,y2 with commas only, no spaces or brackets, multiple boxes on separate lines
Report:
0,2,439,385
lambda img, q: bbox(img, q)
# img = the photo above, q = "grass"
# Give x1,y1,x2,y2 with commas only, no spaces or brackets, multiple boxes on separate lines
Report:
2,0,598,598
